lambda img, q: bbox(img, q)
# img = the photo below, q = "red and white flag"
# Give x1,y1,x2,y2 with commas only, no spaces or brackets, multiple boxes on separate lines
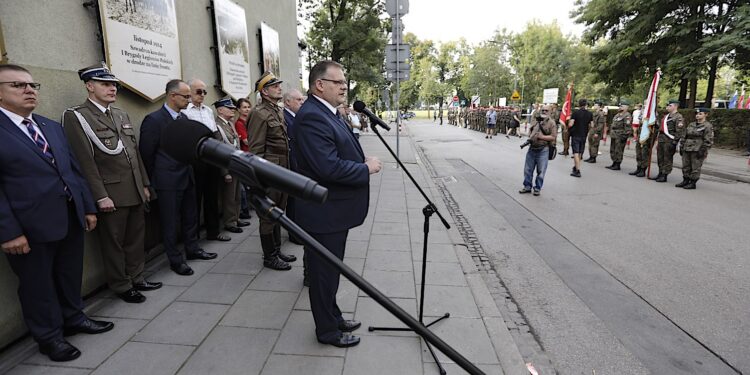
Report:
639,69,661,143
559,83,573,126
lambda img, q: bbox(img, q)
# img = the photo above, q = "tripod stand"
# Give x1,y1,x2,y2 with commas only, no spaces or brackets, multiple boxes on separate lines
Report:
366,122,453,375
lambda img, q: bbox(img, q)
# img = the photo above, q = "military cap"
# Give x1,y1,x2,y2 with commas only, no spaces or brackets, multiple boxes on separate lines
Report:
255,72,283,92
619,100,630,106
667,99,680,105
213,97,237,109
594,100,603,105
78,62,119,82
695,107,710,113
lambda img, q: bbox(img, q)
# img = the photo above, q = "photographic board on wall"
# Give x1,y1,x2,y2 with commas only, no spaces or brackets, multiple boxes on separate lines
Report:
0,20,7,63
98,0,181,102
212,0,252,99
260,22,280,77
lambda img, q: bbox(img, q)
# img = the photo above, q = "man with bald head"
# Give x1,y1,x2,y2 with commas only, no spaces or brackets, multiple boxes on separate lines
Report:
283,88,306,249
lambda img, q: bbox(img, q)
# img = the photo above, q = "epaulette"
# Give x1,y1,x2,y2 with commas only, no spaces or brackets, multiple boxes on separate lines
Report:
65,105,85,112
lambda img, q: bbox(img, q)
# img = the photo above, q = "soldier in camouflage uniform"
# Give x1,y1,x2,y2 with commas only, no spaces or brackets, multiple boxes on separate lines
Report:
676,108,713,189
629,104,650,177
585,101,606,163
650,99,684,182
605,101,632,170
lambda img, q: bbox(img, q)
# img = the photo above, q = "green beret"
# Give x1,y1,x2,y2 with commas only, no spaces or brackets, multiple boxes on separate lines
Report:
695,107,709,113
668,99,680,105
619,100,630,106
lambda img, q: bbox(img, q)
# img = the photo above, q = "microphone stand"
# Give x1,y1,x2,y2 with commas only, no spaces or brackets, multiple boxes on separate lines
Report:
367,121,453,375
227,160,484,375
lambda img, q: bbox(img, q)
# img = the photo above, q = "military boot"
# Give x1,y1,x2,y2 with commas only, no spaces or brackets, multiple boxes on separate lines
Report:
635,168,646,177
273,225,297,263
611,162,621,170
675,178,690,188
628,167,641,176
261,234,291,271
649,173,663,180
605,162,618,170
683,179,697,189
655,173,668,182
584,157,596,163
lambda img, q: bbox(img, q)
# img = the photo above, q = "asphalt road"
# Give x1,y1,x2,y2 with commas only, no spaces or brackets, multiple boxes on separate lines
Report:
402,119,749,374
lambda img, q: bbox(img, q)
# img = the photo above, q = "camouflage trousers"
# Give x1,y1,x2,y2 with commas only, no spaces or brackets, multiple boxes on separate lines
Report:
561,126,570,153
656,133,677,175
610,133,629,163
587,129,601,157
681,152,705,180
635,132,656,169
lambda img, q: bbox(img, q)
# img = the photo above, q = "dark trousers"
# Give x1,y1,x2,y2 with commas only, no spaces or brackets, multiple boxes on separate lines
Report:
5,203,86,344
156,187,200,265
193,161,221,237
306,230,348,341
96,204,146,293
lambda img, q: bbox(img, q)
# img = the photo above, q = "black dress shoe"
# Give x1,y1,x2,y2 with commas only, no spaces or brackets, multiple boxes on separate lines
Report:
338,320,362,332
206,234,231,242
170,262,194,276
117,288,146,303
186,249,218,260
264,256,292,271
224,225,243,233
239,212,252,220
237,220,250,227
133,280,163,291
318,333,360,348
64,318,114,336
39,339,81,362
278,251,297,263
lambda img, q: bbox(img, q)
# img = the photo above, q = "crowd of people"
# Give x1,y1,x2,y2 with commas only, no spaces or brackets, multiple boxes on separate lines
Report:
443,98,715,194
0,60,381,362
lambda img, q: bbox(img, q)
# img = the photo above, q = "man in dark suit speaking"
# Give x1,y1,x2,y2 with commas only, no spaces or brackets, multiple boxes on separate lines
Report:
0,64,113,362
291,61,382,348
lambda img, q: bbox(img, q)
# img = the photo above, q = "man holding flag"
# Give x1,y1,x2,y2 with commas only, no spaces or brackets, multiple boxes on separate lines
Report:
650,100,684,182
634,69,661,178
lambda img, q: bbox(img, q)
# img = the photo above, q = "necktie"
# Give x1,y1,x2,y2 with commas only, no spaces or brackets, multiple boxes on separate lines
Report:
23,118,55,162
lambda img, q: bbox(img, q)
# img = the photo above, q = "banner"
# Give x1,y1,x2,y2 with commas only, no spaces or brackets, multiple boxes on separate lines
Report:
542,88,559,104
559,84,573,124
0,19,6,64
98,0,181,102
639,69,661,143
212,0,252,99
260,23,281,77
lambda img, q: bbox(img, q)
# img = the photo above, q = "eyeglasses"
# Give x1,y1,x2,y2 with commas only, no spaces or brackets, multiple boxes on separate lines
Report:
0,81,41,90
172,93,191,99
541,110,549,113
195,89,207,95
319,78,347,87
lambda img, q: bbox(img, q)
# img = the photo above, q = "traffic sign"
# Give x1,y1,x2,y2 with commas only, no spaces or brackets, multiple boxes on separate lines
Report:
511,90,521,101
386,70,410,81
386,44,410,64
385,0,409,17
453,95,459,102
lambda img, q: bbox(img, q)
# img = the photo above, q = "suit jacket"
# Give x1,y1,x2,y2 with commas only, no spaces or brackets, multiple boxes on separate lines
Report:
139,106,193,191
63,100,150,207
0,111,96,243
290,96,370,234
283,108,298,171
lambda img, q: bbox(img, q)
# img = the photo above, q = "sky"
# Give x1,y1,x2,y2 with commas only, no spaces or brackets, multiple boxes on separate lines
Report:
401,0,586,45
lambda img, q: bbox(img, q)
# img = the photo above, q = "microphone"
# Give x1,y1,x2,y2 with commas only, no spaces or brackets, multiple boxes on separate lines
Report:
161,118,328,203
353,100,391,131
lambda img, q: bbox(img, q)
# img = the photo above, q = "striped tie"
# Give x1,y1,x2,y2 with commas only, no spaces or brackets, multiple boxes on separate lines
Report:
22,118,55,163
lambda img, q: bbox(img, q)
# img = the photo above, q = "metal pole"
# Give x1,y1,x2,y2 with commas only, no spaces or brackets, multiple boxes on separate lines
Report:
395,2,401,165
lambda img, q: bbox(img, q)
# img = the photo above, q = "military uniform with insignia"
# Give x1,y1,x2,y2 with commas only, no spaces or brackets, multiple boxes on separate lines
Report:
676,108,713,189
214,98,248,232
585,102,606,163
62,64,161,303
605,102,632,170
651,99,684,182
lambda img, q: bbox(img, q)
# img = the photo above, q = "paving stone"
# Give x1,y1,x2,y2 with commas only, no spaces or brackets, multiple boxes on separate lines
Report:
220,290,297,329
5,365,89,375
336,279,359,313
361,270,415,298
411,243,459,263
347,227,371,241
261,354,344,375
209,252,264,275
411,228,453,244
343,257,365,275
354,297,418,337
343,335,423,375
373,210,409,223
233,235,262,253
24,318,147,369
194,241,236,261
368,234,411,252
133,302,228,345
91,342,193,375
345,240,368,259
371,222,410,236
177,273,252,305
147,261,215,287
273,310,346,357
420,317,499,365
178,326,277,375
90,285,186,320
414,261,467,286
435,363,504,375
419,285,481,319
364,250,414,272
247,267,304,293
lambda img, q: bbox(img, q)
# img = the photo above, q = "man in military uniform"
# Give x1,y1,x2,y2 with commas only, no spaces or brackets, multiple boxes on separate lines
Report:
605,101,632,170
630,103,653,177
247,72,297,270
63,64,161,303
650,99,684,182
676,108,713,189
558,102,571,155
585,101,607,163
214,98,248,233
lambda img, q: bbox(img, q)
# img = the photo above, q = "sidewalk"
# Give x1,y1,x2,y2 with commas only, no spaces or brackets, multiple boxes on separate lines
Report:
0,134,526,375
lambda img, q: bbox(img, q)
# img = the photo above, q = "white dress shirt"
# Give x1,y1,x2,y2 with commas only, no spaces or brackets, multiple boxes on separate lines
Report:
182,102,217,131
0,106,47,143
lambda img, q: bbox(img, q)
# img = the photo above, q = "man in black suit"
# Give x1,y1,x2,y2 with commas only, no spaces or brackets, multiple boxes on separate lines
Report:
139,79,216,276
291,61,382,348
0,64,113,362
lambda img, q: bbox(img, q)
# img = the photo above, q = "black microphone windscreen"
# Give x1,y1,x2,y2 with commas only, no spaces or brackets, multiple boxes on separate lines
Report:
161,118,213,163
353,100,366,112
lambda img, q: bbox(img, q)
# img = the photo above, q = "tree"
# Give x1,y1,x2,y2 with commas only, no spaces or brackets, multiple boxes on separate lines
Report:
460,41,513,106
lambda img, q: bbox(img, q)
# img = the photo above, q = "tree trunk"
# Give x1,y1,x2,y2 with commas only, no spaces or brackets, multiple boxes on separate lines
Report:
704,56,718,107
679,78,688,106
688,77,698,109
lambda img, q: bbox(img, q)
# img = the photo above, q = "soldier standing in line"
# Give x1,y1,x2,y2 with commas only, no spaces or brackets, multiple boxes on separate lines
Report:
605,101,632,170
247,72,297,270
559,101,571,155
585,101,606,163
650,99,684,182
438,106,443,125
629,103,652,177
676,108,713,189
63,64,161,303
214,98,249,233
